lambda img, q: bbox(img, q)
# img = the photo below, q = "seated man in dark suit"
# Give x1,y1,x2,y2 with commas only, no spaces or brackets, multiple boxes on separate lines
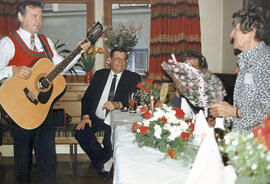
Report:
75,47,140,179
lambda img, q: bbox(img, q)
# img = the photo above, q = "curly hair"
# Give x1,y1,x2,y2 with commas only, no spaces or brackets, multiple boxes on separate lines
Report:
232,5,266,41
181,50,208,70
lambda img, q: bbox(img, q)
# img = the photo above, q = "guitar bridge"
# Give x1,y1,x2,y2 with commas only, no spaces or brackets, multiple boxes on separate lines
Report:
24,88,39,105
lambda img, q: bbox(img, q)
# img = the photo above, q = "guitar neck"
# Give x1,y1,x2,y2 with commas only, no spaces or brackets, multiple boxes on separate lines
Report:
46,39,88,82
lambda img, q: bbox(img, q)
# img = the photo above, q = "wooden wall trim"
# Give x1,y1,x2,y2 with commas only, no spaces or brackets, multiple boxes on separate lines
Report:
104,0,112,27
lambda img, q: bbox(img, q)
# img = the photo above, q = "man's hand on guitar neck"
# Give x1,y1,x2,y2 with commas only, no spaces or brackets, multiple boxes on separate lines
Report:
12,66,31,80
77,40,91,54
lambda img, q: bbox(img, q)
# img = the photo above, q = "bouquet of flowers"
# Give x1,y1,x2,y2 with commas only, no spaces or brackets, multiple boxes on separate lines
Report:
136,78,161,106
76,46,104,72
131,103,197,163
161,55,226,111
220,114,270,184
103,24,142,54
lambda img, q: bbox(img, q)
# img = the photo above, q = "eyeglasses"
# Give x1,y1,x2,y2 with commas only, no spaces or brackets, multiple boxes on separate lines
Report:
112,56,126,62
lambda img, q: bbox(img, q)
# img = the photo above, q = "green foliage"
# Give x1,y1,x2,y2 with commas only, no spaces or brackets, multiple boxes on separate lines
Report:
220,131,270,183
54,40,78,77
104,24,142,54
132,104,197,164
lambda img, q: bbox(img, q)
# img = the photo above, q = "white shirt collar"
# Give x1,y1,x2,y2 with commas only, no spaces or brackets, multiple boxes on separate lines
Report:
110,70,123,79
18,28,37,40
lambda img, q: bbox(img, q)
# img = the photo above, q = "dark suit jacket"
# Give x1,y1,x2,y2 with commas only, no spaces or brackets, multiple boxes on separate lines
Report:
81,69,141,121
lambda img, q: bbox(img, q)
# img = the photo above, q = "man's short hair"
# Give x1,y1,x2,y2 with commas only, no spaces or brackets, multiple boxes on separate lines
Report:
16,0,43,26
110,47,128,59
232,5,265,41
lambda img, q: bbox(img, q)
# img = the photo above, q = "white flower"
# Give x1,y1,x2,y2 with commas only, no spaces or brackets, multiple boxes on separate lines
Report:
167,125,182,141
251,164,257,171
142,119,150,127
246,145,252,150
154,124,162,139
232,140,238,146
266,155,270,161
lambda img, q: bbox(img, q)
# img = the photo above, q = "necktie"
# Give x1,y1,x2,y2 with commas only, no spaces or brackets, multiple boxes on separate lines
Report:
30,35,38,51
108,74,117,101
106,74,117,116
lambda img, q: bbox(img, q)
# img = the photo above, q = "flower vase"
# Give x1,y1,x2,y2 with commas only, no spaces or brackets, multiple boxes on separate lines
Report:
85,72,93,84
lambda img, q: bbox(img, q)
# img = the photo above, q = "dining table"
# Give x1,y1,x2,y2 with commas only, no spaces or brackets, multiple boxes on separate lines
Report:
111,110,191,184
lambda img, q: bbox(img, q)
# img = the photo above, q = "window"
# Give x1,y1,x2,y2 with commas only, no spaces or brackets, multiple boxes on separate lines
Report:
126,49,148,75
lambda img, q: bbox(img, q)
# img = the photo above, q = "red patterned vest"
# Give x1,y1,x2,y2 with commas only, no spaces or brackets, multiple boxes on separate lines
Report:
8,32,54,67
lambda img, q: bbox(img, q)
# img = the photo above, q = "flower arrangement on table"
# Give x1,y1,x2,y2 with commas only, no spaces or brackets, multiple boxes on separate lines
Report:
161,55,226,111
220,114,270,184
103,23,142,54
136,78,161,107
131,103,197,163
76,46,104,72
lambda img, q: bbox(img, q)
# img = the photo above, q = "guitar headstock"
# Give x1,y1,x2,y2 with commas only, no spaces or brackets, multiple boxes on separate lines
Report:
87,22,104,45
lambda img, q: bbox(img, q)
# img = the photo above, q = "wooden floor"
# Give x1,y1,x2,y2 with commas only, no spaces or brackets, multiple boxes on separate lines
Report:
0,156,113,184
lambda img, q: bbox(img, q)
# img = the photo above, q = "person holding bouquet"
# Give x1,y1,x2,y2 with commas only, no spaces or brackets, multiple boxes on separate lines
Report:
171,50,208,114
210,5,270,131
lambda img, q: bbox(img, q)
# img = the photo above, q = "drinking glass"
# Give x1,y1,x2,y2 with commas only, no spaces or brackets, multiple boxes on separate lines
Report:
128,92,137,113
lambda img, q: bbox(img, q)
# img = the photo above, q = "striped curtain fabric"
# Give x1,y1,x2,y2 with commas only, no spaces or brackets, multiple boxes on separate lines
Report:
149,0,201,74
0,0,20,38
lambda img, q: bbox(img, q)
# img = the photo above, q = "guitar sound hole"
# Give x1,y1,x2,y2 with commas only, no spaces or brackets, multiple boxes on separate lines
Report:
38,77,50,89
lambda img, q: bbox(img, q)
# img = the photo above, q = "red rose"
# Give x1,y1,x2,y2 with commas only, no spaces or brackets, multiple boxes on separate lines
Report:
131,122,140,131
156,100,162,107
146,87,151,93
136,83,142,88
145,79,154,84
139,126,149,135
173,108,185,119
253,126,265,144
140,105,147,112
263,116,270,128
266,138,270,152
141,85,146,91
189,123,195,132
180,131,190,141
167,149,176,159
143,111,152,119
161,116,167,124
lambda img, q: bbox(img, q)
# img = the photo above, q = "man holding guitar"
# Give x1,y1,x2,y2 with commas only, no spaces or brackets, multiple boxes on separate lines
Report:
0,1,91,183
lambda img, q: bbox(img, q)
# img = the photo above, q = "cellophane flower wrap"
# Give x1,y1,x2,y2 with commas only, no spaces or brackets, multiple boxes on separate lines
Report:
131,103,197,163
220,113,270,184
136,78,161,106
161,55,226,110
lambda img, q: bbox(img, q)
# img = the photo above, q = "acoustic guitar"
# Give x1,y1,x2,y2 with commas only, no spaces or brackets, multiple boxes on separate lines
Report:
0,22,103,130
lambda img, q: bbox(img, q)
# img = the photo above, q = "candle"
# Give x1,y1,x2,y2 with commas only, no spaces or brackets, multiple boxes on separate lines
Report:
150,95,154,113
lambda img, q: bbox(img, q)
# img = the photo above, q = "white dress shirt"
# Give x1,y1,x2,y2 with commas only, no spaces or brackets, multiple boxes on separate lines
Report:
0,28,81,80
95,70,123,121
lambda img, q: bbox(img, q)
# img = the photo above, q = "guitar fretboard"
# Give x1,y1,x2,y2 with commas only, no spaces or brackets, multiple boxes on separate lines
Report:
46,39,87,82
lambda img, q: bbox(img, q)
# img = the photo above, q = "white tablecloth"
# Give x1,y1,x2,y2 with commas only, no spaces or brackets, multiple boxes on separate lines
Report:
113,124,191,184
112,110,237,184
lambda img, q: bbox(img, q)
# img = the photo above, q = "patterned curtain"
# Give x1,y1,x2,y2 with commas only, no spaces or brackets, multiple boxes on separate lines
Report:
0,0,19,38
149,0,201,75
